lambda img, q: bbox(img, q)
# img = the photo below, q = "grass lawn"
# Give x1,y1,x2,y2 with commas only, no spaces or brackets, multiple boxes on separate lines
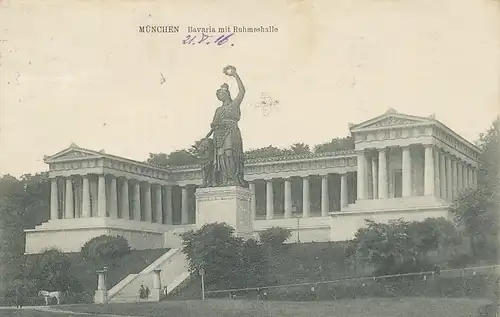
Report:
35,297,491,317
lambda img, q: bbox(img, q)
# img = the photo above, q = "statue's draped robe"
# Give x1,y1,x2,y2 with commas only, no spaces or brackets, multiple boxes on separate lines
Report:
211,100,245,186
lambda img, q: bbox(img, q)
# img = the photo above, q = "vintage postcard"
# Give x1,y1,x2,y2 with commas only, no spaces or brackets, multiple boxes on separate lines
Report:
0,0,499,316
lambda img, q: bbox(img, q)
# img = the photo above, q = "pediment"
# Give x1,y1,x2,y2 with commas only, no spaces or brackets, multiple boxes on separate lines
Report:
44,146,102,163
350,113,432,131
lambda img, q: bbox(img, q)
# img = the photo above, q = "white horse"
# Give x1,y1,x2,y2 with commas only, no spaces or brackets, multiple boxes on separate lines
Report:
38,290,63,305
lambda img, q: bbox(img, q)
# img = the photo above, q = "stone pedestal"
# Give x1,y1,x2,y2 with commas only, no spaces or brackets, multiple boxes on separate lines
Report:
150,269,163,301
195,186,253,238
94,270,108,304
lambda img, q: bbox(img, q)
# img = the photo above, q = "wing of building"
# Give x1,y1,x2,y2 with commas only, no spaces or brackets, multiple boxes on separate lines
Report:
25,109,481,254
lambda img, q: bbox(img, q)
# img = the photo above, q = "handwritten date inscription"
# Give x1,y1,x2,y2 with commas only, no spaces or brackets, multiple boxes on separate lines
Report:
182,32,234,46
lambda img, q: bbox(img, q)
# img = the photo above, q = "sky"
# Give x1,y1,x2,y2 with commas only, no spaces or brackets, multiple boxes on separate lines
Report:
0,0,499,177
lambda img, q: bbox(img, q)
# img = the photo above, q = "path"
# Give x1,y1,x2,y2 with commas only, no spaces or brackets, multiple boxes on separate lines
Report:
0,305,146,317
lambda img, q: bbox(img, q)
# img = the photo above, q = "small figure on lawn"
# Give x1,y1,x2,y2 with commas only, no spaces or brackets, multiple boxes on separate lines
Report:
145,286,150,300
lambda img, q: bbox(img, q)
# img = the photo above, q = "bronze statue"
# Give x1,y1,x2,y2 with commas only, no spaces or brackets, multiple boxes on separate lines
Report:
202,65,246,187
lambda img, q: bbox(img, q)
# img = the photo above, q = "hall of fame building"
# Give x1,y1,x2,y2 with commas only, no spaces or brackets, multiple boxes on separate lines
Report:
24,109,481,254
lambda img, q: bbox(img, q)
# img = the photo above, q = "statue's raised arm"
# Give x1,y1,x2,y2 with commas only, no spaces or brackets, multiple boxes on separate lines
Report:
223,65,245,106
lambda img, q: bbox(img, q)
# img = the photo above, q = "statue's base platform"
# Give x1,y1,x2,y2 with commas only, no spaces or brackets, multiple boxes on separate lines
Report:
195,186,253,239
24,218,175,254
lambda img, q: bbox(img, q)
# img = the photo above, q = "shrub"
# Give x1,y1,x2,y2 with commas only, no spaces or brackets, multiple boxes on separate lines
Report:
258,227,292,248
80,235,130,263
351,217,465,276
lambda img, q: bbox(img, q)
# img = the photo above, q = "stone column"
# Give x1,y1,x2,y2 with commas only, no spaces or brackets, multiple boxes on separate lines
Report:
65,178,74,218
50,178,59,220
321,174,329,216
82,176,91,218
181,186,189,224
109,177,118,218
469,166,474,189
472,168,478,188
284,178,292,219
446,155,453,201
133,182,141,221
440,151,447,199
266,180,274,220
402,146,412,197
249,182,257,220
371,157,378,199
457,162,463,193
466,165,471,189
155,185,163,224
434,149,441,197
121,178,130,220
451,158,458,199
164,186,173,225
378,149,388,199
462,165,468,189
356,152,367,200
144,182,152,222
340,172,348,210
424,145,435,196
98,175,107,217
302,177,310,218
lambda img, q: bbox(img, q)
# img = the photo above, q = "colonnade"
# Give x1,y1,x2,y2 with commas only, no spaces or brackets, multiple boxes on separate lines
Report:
248,173,350,220
49,174,195,225
356,145,478,202
49,146,478,226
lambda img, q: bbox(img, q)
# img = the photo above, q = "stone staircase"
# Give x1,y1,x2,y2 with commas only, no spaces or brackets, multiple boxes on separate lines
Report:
107,248,190,303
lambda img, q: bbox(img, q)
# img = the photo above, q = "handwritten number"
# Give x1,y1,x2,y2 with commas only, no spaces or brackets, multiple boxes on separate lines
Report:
182,35,196,44
183,33,234,46
214,33,234,46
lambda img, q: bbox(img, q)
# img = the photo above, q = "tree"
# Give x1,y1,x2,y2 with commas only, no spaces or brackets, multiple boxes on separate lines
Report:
451,187,498,259
314,135,354,153
180,223,243,289
290,143,311,155
146,153,169,166
26,249,82,293
239,238,268,288
244,145,286,159
451,117,499,260
0,173,50,295
476,117,500,193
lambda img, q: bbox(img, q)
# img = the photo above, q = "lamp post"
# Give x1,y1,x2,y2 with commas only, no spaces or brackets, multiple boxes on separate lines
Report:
199,267,205,300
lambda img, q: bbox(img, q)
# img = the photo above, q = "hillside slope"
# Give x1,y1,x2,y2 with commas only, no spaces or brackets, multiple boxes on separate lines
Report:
25,248,169,295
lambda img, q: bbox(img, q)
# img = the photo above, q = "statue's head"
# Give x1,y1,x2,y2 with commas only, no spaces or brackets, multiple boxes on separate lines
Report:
216,83,231,102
